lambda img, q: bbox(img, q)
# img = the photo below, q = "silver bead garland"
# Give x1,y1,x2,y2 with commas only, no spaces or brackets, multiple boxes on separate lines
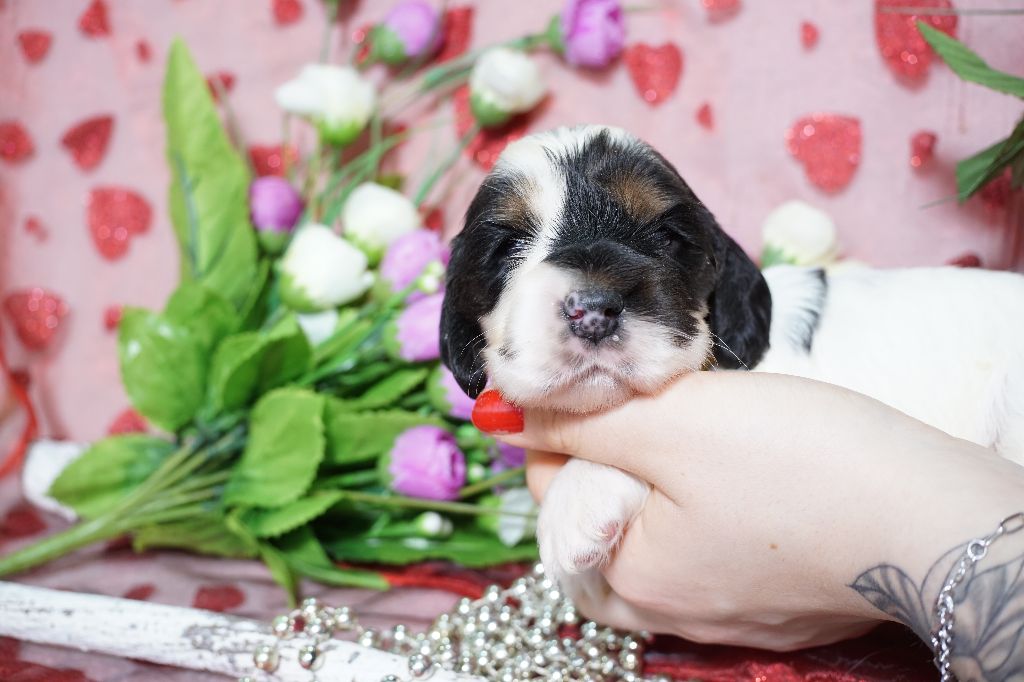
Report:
244,563,674,681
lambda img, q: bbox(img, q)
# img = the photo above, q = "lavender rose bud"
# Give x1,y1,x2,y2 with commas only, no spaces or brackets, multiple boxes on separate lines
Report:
380,229,450,301
385,292,443,361
388,425,466,500
373,0,443,65
558,0,625,68
249,176,304,253
427,365,475,420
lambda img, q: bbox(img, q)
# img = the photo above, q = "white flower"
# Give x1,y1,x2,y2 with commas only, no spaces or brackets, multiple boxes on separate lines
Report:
280,225,374,312
274,64,376,145
22,440,86,522
296,309,340,346
495,487,538,547
469,47,546,127
761,200,839,267
342,182,421,263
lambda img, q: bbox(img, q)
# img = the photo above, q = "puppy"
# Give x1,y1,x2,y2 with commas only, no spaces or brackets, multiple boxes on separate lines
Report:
440,125,1024,595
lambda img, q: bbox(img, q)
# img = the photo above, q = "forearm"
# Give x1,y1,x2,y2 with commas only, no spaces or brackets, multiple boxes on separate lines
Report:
848,446,1024,681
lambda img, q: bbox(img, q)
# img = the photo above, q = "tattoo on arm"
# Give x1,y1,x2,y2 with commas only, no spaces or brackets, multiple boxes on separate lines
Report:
850,543,1024,681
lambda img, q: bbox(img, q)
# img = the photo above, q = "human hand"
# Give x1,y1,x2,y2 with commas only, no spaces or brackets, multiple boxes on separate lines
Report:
484,371,1024,652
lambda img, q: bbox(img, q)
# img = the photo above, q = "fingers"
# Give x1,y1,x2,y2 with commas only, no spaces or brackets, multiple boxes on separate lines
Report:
523,450,568,503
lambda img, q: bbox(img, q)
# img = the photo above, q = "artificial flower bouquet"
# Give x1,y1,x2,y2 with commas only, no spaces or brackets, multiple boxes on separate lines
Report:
0,0,629,598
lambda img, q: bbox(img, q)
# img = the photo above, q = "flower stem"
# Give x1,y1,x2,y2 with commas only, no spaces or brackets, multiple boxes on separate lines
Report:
0,514,128,576
338,490,536,518
458,467,525,499
413,123,480,207
318,470,381,488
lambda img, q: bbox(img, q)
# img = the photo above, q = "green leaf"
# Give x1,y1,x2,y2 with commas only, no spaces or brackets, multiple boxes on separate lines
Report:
49,435,175,519
277,527,388,590
118,308,206,431
759,244,794,269
224,388,326,508
164,281,239,352
163,39,258,310
258,541,299,602
1012,150,1024,189
324,404,447,466
334,368,429,411
917,22,1024,98
956,115,1024,199
238,260,271,330
314,317,373,366
207,314,312,411
241,491,344,538
133,516,257,558
325,526,538,567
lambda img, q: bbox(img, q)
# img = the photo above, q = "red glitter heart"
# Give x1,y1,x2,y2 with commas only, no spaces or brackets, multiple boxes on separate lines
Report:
785,114,862,192
910,130,937,169
273,0,303,26
696,102,714,130
436,6,474,63
78,0,110,38
108,407,147,434
0,121,34,164
352,23,373,65
17,30,52,63
87,187,153,260
60,115,114,171
453,85,536,170
801,21,819,49
249,143,298,176
24,215,47,242
3,288,69,352
624,43,683,106
875,0,957,81
206,71,236,102
103,304,123,331
979,168,1011,211
193,584,246,612
422,206,445,232
136,39,152,63
948,252,982,268
702,0,741,21
123,583,156,601
0,502,47,539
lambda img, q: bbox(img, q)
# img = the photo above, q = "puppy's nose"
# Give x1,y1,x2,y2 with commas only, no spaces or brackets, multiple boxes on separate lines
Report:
563,290,623,344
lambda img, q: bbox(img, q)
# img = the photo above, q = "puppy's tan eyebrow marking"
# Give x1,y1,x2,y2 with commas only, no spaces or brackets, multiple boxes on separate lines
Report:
601,172,673,223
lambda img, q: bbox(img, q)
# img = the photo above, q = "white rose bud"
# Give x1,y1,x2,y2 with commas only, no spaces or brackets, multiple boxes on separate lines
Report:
495,487,538,548
761,200,839,267
469,47,546,128
342,182,421,264
274,64,376,146
296,309,340,346
279,225,374,312
22,440,86,522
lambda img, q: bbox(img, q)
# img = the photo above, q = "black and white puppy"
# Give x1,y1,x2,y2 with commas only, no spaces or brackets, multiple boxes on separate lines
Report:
440,125,1024,593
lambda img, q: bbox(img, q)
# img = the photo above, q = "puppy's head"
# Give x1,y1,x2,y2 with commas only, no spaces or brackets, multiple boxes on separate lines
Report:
441,126,771,411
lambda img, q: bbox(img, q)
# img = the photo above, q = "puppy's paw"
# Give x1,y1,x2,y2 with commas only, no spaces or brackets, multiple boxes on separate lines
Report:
537,459,649,589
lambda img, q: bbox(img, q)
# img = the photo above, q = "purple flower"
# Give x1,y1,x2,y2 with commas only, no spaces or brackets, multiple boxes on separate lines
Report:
249,176,304,232
380,229,450,301
428,365,475,420
390,292,443,361
388,425,466,500
376,0,443,64
490,442,527,475
561,0,625,68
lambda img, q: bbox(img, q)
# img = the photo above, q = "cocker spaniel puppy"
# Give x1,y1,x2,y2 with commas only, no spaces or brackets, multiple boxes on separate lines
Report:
440,125,1024,594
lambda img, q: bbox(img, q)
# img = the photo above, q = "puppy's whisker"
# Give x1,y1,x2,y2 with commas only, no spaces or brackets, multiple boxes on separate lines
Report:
708,331,748,370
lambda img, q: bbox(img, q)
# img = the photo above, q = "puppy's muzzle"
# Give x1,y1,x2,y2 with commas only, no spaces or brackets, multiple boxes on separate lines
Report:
563,290,623,344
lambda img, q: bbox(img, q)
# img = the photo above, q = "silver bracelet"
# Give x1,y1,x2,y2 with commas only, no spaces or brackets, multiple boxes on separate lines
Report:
932,512,1024,681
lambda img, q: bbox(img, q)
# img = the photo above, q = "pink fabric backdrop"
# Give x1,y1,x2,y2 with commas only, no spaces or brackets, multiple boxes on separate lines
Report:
1,0,1022,444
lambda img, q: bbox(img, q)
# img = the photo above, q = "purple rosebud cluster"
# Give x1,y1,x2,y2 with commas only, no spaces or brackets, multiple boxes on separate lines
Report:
389,291,444,362
560,0,625,68
374,0,443,65
249,176,304,233
379,229,450,301
388,425,466,500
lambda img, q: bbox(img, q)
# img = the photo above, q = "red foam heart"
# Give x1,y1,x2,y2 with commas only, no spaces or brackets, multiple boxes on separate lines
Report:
249,143,298,176
696,102,714,130
436,6,474,63
910,130,937,169
87,187,153,260
17,30,52,63
785,114,862,192
123,583,156,601
135,39,152,63
875,0,957,81
24,215,47,242
0,121,34,164
61,114,114,171
206,71,236,102
948,252,982,268
78,0,110,37
108,407,147,434
453,85,536,170
624,43,683,106
0,502,46,539
801,21,819,49
702,0,741,20
193,584,246,612
103,304,123,331
422,205,444,232
3,288,69,352
273,0,303,26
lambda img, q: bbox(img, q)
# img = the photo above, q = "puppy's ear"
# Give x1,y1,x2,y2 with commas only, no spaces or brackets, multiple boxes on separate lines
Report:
707,229,772,369
440,294,488,398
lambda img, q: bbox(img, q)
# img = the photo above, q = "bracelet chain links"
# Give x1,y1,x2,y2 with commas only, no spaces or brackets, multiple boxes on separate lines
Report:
932,512,1024,681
